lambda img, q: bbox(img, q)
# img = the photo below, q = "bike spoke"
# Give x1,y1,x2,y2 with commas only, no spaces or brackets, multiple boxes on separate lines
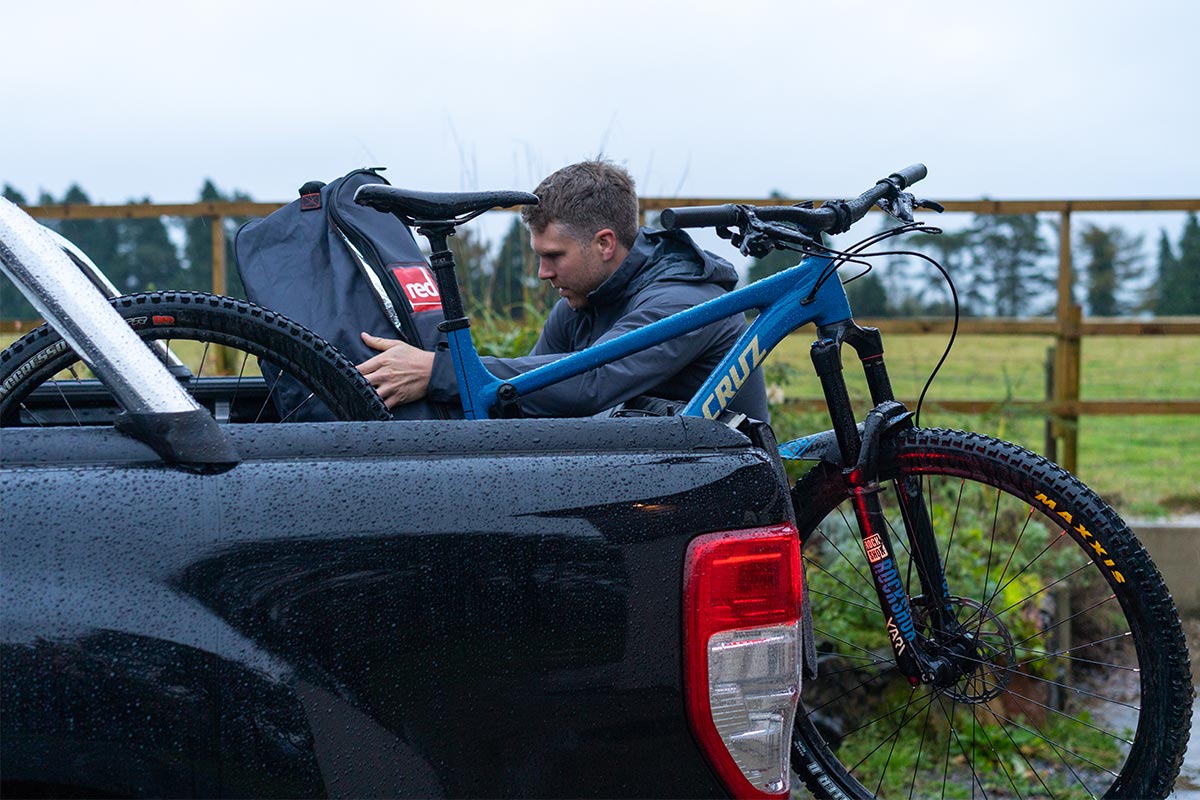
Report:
805,551,878,606
979,505,1037,613
802,658,894,716
1009,592,1118,651
52,377,83,426
969,487,1004,647
935,694,990,799
196,342,210,380
987,560,1093,621
228,350,251,414
808,587,880,615
938,478,966,580
984,703,1057,799
980,674,1134,748
967,704,1025,800
842,686,940,773
982,703,1114,787
16,402,47,426
278,392,316,423
255,369,283,423
907,695,934,800
1011,630,1138,672
810,517,876,591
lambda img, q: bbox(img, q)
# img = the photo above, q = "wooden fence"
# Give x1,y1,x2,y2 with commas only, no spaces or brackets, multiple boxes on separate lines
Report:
8,196,1200,473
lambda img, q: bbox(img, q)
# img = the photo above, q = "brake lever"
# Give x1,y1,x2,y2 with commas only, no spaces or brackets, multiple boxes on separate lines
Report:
876,191,916,223
877,191,946,223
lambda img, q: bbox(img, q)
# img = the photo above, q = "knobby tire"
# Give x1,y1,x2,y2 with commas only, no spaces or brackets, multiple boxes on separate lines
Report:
789,428,1191,800
0,291,390,425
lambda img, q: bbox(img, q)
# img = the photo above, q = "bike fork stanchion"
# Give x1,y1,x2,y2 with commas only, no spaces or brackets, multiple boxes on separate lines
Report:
843,324,960,631
811,330,950,684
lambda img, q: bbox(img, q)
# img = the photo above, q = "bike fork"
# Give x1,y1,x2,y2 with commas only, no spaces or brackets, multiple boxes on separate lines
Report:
811,322,960,685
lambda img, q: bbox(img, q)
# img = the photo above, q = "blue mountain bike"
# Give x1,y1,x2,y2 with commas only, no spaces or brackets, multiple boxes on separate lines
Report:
355,166,1191,799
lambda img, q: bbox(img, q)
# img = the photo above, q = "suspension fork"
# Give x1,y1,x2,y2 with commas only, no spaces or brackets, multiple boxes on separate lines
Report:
811,322,958,683
841,324,958,632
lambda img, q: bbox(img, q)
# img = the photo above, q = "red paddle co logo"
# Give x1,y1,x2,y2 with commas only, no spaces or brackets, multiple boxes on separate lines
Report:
391,265,441,312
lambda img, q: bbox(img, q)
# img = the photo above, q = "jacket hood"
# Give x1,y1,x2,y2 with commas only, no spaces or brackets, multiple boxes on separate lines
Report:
587,227,739,307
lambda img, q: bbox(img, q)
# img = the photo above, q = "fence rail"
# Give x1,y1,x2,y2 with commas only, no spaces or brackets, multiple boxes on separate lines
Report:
7,195,1200,473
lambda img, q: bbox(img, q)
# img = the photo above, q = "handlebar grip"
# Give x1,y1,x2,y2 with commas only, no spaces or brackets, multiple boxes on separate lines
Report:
660,204,740,230
888,164,928,189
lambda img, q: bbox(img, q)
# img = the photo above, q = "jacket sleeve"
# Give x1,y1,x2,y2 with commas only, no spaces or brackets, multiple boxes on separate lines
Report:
427,284,731,417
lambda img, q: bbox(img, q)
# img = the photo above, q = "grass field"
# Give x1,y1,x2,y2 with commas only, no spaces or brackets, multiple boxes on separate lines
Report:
766,333,1199,519
4,327,1196,518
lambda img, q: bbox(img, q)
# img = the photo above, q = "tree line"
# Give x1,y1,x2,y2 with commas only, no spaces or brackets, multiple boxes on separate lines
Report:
747,211,1200,318
3,182,1198,320
1,181,253,320
0,181,553,322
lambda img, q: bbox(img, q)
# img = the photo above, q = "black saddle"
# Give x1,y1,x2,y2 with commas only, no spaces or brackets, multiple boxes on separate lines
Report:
354,184,538,225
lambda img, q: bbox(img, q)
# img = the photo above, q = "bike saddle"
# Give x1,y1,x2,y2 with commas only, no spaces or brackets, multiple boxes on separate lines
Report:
354,184,538,225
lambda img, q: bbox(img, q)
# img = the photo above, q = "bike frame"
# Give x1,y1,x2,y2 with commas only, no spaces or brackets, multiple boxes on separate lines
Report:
444,251,851,420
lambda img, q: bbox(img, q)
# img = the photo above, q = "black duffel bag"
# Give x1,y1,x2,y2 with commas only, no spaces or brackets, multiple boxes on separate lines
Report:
235,168,459,420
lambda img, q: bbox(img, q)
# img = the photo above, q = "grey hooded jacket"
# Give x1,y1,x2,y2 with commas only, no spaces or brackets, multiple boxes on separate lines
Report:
427,227,770,420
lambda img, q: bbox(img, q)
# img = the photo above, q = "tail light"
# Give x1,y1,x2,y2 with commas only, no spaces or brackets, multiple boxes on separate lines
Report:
684,524,802,798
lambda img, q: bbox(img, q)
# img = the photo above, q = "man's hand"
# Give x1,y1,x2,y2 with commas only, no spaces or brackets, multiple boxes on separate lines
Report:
356,333,435,409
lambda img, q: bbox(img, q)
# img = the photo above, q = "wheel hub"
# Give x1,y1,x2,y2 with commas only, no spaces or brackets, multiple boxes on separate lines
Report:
912,595,1016,702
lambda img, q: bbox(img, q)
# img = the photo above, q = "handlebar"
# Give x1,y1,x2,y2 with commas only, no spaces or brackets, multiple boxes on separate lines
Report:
660,164,928,234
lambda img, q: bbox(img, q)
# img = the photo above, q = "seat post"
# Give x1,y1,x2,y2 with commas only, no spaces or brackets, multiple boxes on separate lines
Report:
417,223,468,330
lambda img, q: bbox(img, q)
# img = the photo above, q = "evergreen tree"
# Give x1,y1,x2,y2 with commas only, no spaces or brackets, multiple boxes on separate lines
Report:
184,179,252,296
909,228,976,316
490,217,535,318
842,270,889,316
1152,230,1180,314
968,213,1052,316
1077,223,1143,317
56,185,122,287
1172,213,1200,314
447,226,489,312
2,185,27,205
115,198,182,292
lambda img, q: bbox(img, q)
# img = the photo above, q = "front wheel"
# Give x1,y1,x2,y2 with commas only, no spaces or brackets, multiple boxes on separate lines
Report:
789,428,1192,799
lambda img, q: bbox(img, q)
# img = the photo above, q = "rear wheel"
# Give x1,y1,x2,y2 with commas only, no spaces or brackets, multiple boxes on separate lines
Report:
789,428,1191,799
0,291,390,425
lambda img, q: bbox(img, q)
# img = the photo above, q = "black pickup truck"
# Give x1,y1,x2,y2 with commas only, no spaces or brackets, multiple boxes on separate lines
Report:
0,197,807,798
3,194,1191,800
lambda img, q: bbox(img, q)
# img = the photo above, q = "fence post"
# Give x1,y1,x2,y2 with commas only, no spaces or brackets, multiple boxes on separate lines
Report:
1052,208,1081,473
210,215,227,296
210,215,232,373
1044,345,1057,462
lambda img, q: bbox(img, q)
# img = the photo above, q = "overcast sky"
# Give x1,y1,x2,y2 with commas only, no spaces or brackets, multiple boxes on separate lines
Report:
4,0,1197,209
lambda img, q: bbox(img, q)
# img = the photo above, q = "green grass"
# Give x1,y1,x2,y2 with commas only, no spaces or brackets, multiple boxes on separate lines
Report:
767,333,1198,519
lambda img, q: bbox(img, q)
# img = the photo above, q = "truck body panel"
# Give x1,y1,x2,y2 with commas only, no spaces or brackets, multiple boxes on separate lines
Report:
2,418,791,798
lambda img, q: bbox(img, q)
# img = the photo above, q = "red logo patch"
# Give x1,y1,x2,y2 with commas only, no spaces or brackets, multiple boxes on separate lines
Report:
152,315,175,325
391,265,441,312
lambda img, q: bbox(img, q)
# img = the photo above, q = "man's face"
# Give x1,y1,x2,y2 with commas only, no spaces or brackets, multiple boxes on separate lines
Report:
531,222,614,310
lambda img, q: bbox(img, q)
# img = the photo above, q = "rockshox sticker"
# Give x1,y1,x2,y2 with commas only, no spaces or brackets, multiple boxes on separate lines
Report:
864,533,888,563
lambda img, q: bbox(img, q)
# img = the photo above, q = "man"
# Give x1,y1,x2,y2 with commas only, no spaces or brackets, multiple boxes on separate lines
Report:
356,159,768,420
